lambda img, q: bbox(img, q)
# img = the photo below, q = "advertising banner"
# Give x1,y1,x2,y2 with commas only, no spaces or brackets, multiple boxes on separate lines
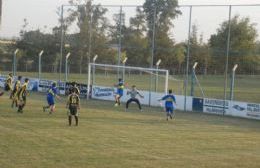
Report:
0,75,38,91
203,98,229,115
38,80,65,95
65,82,90,98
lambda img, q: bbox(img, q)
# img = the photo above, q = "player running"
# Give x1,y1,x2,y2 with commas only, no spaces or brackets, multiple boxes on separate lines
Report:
17,78,29,113
11,76,22,108
125,85,144,111
43,82,60,114
66,88,80,126
158,89,177,121
4,73,13,98
114,78,124,106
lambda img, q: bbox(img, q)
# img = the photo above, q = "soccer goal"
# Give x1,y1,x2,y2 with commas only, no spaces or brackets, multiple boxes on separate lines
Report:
87,63,169,106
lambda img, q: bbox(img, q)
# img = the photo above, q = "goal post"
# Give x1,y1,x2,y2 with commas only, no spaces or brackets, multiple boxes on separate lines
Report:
87,63,169,105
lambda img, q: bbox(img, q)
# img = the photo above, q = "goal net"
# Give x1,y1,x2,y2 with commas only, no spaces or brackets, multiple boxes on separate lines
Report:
87,63,169,106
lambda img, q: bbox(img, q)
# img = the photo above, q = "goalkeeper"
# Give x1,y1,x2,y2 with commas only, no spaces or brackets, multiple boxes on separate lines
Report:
125,85,144,111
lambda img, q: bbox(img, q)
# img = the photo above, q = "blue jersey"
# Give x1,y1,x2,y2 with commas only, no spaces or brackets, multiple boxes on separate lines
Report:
47,86,58,99
117,81,124,96
162,94,176,108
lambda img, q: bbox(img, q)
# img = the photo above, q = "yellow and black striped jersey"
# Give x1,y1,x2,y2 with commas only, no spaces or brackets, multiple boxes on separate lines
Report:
13,80,21,92
67,94,80,106
18,82,28,97
5,75,13,88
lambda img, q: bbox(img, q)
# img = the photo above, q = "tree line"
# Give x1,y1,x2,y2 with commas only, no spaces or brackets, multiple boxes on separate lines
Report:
0,0,260,75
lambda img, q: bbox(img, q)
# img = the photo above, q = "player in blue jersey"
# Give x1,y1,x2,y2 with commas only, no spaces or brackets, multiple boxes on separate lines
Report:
158,89,177,121
43,82,60,114
114,78,124,106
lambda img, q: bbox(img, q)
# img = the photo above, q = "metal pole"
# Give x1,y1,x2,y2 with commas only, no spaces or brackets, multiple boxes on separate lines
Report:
13,49,18,76
165,70,169,95
155,65,158,92
87,63,91,100
92,55,98,86
223,5,232,115
191,69,195,96
184,6,192,112
230,72,235,101
65,53,70,82
149,6,156,106
59,5,64,82
39,55,41,80
191,62,198,96
38,50,43,80
87,10,93,65
117,6,123,79
65,58,68,81
230,64,238,101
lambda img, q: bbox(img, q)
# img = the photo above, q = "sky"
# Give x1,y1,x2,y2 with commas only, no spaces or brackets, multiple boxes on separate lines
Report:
0,0,260,42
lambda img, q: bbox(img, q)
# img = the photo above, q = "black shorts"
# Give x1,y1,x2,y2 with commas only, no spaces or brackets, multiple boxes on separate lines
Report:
68,106,78,116
4,84,11,91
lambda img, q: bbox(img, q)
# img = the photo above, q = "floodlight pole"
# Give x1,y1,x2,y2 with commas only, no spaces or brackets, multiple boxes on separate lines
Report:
117,6,123,79
38,50,44,80
65,52,71,82
149,6,157,107
230,64,238,101
122,57,128,82
13,49,19,76
59,5,64,82
92,55,98,86
184,6,192,112
155,59,161,92
223,5,232,115
191,62,198,96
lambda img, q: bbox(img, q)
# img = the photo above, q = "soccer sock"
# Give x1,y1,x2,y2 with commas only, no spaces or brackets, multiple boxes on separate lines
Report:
21,103,25,110
18,105,22,112
68,116,72,126
75,116,78,126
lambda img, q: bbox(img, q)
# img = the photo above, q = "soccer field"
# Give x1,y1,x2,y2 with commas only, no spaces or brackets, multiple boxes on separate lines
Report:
1,92,260,168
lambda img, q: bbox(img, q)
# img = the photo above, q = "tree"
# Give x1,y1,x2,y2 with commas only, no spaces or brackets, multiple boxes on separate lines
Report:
16,29,60,72
209,15,258,74
123,7,149,67
143,0,181,67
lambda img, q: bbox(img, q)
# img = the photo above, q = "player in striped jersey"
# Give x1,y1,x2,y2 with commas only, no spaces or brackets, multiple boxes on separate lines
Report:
11,76,22,108
66,88,80,126
17,78,29,113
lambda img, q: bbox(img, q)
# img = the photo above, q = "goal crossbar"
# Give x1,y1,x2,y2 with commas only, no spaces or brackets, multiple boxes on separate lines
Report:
89,63,169,73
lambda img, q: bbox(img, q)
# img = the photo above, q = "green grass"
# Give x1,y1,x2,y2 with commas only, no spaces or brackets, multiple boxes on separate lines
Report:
1,92,260,168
